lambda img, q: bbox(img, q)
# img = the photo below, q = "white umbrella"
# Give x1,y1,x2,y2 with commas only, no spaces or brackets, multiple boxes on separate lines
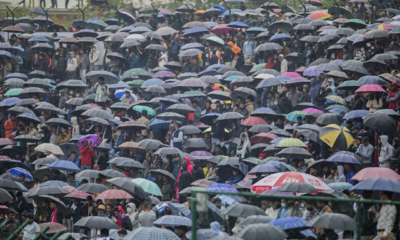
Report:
35,143,64,155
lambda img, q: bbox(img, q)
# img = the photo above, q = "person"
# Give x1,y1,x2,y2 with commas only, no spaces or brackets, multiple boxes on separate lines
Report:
49,200,63,224
168,122,183,150
236,132,251,159
243,35,255,64
369,191,396,240
92,77,109,104
225,169,244,184
386,82,400,111
378,135,393,168
174,226,189,240
71,116,80,137
138,202,156,227
79,140,95,169
66,52,78,79
161,175,172,201
227,41,241,67
277,199,303,218
120,91,133,104
137,110,149,137
128,50,139,69
56,126,71,144
178,162,193,194
317,200,332,214
23,213,40,240
279,54,288,73
35,199,52,223
304,201,319,221
4,114,17,139
114,207,133,231
158,51,168,67
89,45,100,71
278,93,293,114
356,137,374,167
265,200,281,219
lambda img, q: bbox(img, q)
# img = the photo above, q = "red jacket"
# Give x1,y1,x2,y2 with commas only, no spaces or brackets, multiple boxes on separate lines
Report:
80,146,95,166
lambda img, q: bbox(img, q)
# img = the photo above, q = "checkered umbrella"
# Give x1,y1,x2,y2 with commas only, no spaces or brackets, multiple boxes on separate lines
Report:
154,215,192,227
125,227,179,240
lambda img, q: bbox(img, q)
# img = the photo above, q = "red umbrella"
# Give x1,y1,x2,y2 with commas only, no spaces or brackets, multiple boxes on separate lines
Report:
252,172,331,193
307,11,331,20
281,72,301,78
195,122,210,129
352,167,400,181
97,189,133,199
0,155,12,161
250,133,278,144
211,24,237,34
241,116,267,126
65,190,93,200
39,222,67,234
0,205,17,214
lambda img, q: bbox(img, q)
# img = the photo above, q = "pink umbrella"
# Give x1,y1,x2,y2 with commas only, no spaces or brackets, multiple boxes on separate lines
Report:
352,167,400,181
251,172,331,193
241,116,267,126
355,84,386,93
211,24,237,34
281,72,301,78
65,190,93,200
250,133,278,144
302,108,324,114
97,189,133,199
63,185,76,192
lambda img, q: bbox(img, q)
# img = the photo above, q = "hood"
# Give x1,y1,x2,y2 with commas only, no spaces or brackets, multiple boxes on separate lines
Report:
380,135,389,147
211,221,224,237
227,41,234,46
68,52,74,58
71,116,78,125
126,202,137,214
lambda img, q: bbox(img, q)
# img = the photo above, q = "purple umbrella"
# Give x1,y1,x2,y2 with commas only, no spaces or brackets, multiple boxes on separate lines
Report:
303,66,323,76
190,151,213,160
76,134,102,148
286,77,311,85
153,71,176,79
302,108,324,114
237,178,253,189
207,183,238,193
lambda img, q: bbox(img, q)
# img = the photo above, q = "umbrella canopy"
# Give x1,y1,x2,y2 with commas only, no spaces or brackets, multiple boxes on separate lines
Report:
352,167,400,181
125,227,179,240
131,178,162,196
237,224,288,240
319,124,354,150
307,213,357,230
154,215,192,227
221,203,266,217
363,113,396,132
350,178,400,193
48,160,80,172
327,151,362,165
75,216,119,229
277,182,317,193
77,183,109,194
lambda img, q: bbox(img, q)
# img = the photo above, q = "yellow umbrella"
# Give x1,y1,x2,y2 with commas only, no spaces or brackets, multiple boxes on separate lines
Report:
325,95,347,105
319,124,354,150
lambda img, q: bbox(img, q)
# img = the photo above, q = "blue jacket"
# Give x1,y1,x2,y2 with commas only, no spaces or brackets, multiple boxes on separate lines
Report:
243,40,256,56
171,39,180,54
226,173,244,184
129,55,139,69
67,156,80,167
345,170,355,185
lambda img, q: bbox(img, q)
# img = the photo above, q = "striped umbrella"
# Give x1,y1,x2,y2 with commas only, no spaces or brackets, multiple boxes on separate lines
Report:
319,124,354,150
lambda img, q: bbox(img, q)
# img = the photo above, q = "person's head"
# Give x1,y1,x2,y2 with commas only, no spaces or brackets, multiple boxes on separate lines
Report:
97,204,106,215
113,208,121,218
317,200,328,208
306,201,316,212
16,191,24,201
86,195,93,205
10,114,16,121
68,174,75,182
261,201,268,211
83,140,89,147
19,173,25,182
26,212,34,224
143,201,151,210
214,198,222,209
174,226,187,239
8,212,15,220
50,200,57,209
42,199,50,208
100,228,109,237
232,169,239,176
380,191,393,201
98,77,104,84
70,151,77,160
106,203,113,214
362,136,370,146
309,167,317,176
118,229,127,238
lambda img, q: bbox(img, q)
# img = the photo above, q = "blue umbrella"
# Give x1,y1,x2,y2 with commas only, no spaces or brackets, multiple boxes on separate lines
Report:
105,18,119,25
16,113,41,123
0,97,21,107
357,75,386,85
207,201,224,221
265,161,296,171
270,217,308,230
206,64,225,70
114,89,138,100
228,21,249,28
29,35,49,42
215,194,239,205
303,66,323,76
168,202,192,218
350,178,400,193
326,152,362,165
154,215,192,227
300,229,317,238
149,118,171,130
207,183,238,193
200,112,221,125
270,137,287,144
224,75,241,82
0,50,15,59
249,164,280,174
286,111,306,122
269,33,291,42
87,17,104,23
48,160,81,172
141,78,164,88
40,180,69,187
343,110,371,119
30,8,46,15
328,109,346,117
204,22,218,28
328,182,353,191
182,27,209,36
212,5,226,12
221,9,243,16
7,167,33,181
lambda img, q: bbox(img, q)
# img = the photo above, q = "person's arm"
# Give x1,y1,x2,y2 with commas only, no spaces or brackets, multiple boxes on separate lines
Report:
387,91,400,101
173,131,183,142
360,145,374,159
228,174,244,184
383,205,397,237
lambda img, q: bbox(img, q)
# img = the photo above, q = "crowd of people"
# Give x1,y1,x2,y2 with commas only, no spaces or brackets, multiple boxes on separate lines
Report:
1,0,400,240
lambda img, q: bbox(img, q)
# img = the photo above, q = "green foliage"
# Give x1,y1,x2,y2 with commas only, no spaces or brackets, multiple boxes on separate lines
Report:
10,6,32,19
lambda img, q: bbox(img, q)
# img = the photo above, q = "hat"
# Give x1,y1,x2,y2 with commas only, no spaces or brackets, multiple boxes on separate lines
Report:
362,136,370,142
279,54,284,58
97,204,106,210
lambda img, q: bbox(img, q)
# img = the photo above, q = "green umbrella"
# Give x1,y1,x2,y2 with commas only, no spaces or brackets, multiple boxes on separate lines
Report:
325,104,350,112
121,68,148,80
18,33,32,39
110,102,130,109
243,157,263,165
206,36,224,45
128,79,145,88
180,90,206,98
344,19,366,30
89,21,108,29
337,80,361,90
249,63,266,73
132,105,155,116
276,138,307,148
4,88,23,96
131,178,162,196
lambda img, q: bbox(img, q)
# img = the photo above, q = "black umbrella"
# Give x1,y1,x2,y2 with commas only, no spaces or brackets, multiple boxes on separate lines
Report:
14,134,41,142
150,169,176,182
106,177,147,198
183,138,211,149
328,7,353,19
77,183,109,194
276,147,313,159
137,139,166,150
82,108,113,119
155,147,181,155
249,124,274,133
32,195,68,214
46,118,71,127
115,159,144,169
179,126,202,135
157,112,185,121
76,170,100,179
237,224,288,240
268,21,293,33
59,143,80,159
217,112,245,121
269,129,292,137
221,203,266,217
0,178,27,191
297,129,319,142
277,182,317,193
18,87,46,98
29,185,69,197
99,169,127,179
307,213,357,230
363,113,396,132
238,215,273,227
66,98,85,106
316,113,342,126
75,216,119,229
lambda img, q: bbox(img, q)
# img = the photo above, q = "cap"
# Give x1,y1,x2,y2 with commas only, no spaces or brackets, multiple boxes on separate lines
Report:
362,136,370,142
279,54,284,58
97,204,106,210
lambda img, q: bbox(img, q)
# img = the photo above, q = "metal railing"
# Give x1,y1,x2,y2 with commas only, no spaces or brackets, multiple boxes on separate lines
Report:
191,189,400,240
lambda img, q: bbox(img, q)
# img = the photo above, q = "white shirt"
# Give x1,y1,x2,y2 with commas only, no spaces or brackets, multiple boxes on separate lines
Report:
169,131,183,147
159,53,168,67
265,207,280,219
23,222,40,240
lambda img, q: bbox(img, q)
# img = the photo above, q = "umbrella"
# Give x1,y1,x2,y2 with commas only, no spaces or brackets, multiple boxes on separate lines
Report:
86,70,119,85
76,170,99,179
327,151,362,165
352,167,400,181
248,164,279,174
254,43,283,52
191,179,216,187
276,147,313,159
350,178,400,193
29,185,69,197
319,124,354,150
0,188,13,202
252,172,331,193
154,215,192,227
106,177,147,198
77,183,109,194
48,160,80,172
126,227,179,240
156,27,178,36
168,202,192,218
75,216,119,229
150,169,176,182
0,178,28,191
237,224,287,240
76,134,102,148
356,84,386,93
275,138,306,148
131,178,161,196
277,182,317,193
316,113,342,125
97,189,133,199
307,213,357,230
99,169,126,179
268,21,293,33
329,182,353,191
221,203,266,217
208,183,238,193
7,167,33,181
82,108,113,119
363,113,396,132
343,19,367,29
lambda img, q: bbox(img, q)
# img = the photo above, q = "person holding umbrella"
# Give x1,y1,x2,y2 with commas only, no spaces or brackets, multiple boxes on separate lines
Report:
92,77,109,105
4,114,17,139
79,140,95,170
